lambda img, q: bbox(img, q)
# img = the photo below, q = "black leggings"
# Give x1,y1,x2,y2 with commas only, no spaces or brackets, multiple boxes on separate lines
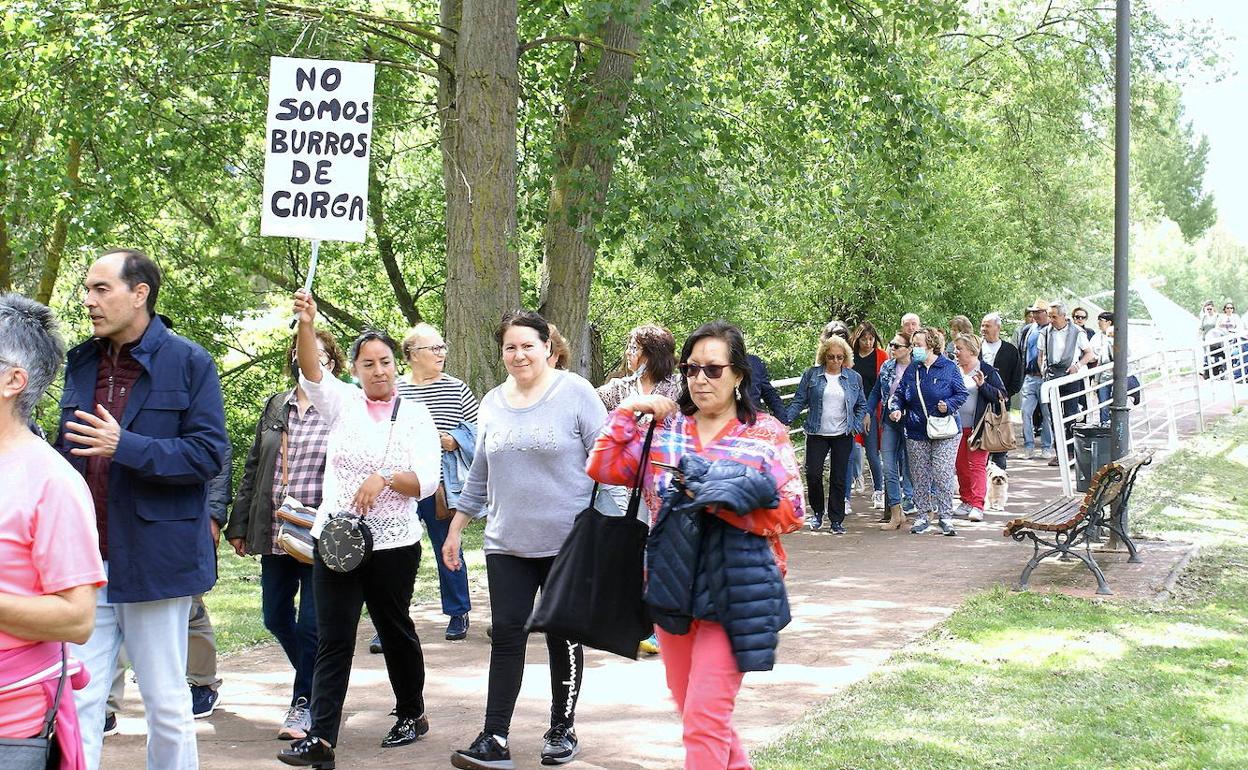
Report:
805,433,854,525
310,543,425,746
484,554,584,736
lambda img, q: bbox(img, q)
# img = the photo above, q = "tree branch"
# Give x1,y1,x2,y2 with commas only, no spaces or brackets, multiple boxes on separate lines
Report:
369,160,422,325
519,35,638,57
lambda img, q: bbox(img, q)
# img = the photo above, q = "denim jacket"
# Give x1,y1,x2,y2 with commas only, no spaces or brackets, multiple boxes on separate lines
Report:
783,365,867,436
440,421,477,510
866,358,908,417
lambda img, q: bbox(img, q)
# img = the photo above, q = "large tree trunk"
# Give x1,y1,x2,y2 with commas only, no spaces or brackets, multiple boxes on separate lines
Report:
35,137,82,305
439,0,520,396
538,2,649,374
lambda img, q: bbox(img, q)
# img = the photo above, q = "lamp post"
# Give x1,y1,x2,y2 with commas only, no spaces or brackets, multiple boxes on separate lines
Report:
1111,0,1131,460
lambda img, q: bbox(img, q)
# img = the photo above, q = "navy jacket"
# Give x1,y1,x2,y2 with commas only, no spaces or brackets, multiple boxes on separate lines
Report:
57,314,228,603
746,355,787,419
784,365,867,436
888,355,968,441
644,454,790,673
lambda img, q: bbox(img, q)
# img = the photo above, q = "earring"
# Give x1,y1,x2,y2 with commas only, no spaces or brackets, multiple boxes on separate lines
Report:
734,384,742,401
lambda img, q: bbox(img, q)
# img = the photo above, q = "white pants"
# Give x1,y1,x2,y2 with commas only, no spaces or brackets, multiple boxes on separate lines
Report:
71,563,198,770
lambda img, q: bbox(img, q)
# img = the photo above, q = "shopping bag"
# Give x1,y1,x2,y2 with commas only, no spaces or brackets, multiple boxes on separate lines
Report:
526,422,657,658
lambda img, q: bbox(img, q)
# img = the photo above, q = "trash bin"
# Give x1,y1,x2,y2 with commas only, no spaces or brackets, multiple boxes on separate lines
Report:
1072,423,1112,493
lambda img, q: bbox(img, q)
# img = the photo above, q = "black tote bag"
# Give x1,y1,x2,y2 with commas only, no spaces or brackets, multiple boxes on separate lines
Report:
526,422,657,659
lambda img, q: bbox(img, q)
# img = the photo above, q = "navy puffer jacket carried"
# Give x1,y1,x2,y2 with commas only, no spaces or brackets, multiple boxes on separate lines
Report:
644,453,791,673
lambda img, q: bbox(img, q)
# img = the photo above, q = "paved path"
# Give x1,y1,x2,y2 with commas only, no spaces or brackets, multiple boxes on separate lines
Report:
101,448,1193,770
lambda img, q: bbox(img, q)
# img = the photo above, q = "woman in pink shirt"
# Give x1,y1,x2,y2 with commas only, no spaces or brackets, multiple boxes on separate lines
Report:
0,294,106,770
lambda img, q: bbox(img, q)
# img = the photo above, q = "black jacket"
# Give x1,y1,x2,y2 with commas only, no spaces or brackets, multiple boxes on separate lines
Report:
644,454,790,673
746,355,787,419
982,340,1024,404
225,390,291,555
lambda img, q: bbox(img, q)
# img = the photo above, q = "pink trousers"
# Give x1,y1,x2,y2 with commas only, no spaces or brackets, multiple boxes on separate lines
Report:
656,620,751,770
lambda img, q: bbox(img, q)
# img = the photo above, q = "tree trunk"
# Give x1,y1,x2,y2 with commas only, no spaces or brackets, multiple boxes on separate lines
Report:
35,137,82,305
538,2,650,374
369,157,421,325
439,0,521,396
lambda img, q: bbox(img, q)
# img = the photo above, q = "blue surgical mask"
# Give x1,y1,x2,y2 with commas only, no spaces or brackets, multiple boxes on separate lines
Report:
912,348,928,363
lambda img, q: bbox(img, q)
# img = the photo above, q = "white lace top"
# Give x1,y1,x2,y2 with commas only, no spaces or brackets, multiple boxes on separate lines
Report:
300,369,441,550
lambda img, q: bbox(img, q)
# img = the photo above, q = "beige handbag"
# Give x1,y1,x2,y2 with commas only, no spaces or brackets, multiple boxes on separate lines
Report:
970,397,1017,452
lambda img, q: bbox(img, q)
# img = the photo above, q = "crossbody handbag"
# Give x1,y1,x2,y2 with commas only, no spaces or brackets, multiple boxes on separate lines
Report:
274,429,317,565
915,366,960,440
0,645,67,770
318,397,402,573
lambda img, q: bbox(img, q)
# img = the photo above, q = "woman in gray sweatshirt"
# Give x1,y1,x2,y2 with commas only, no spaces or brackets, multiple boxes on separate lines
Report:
443,310,608,770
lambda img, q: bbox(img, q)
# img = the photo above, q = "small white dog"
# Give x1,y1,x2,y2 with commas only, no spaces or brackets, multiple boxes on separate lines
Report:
986,461,1009,511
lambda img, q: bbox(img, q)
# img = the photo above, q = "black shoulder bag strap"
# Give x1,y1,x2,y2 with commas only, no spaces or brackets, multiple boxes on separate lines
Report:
588,420,658,521
38,644,68,739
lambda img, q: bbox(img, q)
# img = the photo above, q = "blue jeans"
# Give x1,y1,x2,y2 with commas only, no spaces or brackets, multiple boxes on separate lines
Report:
72,563,197,770
1098,383,1112,423
417,494,471,617
845,416,883,500
1020,375,1051,451
881,421,914,509
261,553,318,705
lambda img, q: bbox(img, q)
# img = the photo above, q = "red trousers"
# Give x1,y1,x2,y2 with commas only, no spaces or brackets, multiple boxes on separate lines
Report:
956,427,988,509
656,620,751,770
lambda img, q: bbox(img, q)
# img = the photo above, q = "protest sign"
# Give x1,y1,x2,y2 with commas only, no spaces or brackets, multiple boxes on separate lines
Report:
261,57,375,243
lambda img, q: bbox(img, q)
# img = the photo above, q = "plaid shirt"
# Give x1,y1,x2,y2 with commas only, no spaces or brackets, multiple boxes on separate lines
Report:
269,394,331,555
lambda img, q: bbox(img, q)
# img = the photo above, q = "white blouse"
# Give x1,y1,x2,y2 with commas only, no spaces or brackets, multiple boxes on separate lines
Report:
300,369,441,550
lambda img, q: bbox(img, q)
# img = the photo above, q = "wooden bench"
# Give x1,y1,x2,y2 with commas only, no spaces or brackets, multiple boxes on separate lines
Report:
1003,450,1154,595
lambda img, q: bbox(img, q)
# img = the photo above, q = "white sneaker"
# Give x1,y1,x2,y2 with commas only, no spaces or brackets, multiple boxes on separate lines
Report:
1024,447,1036,459
968,507,984,522
871,491,884,510
953,502,972,518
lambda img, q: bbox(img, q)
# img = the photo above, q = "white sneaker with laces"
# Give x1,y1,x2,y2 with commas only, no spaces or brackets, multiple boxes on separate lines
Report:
871,490,884,510
278,696,311,740
968,507,985,522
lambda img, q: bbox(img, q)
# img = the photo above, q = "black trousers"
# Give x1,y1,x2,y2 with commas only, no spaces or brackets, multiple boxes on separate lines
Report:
309,543,425,746
805,433,854,525
483,554,584,736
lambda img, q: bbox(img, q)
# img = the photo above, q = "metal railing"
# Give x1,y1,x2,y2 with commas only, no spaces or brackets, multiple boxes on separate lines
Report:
1042,330,1248,495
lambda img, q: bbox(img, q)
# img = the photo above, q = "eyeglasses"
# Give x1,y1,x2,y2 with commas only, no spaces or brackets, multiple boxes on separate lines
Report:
888,342,909,349
410,344,448,355
679,362,729,379
1226,306,1236,311
827,354,846,361
1073,314,1087,321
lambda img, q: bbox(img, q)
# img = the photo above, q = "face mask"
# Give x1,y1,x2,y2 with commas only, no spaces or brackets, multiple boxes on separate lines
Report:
912,348,928,363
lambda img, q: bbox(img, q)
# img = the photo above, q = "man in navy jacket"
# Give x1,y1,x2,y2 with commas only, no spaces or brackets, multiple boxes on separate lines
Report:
57,248,227,770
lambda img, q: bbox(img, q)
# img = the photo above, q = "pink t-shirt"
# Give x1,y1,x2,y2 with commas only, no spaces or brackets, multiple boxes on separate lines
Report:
0,438,106,738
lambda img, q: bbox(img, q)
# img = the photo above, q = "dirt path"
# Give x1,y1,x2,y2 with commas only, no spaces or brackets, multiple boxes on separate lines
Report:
101,444,1192,769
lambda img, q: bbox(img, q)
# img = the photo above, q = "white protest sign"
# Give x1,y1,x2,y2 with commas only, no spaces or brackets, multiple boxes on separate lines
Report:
261,57,375,243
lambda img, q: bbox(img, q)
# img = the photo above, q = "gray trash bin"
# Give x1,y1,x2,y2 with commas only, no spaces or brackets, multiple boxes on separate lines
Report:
1072,423,1112,493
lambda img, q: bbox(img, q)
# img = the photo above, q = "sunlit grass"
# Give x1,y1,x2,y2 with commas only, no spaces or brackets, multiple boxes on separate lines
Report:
757,412,1248,770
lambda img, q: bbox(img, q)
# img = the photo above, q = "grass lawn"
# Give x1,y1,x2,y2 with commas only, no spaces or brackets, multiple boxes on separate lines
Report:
204,524,486,655
756,412,1248,770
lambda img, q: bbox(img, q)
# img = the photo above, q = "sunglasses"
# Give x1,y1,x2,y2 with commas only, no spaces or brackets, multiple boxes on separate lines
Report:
827,354,846,361
1073,315,1087,321
888,342,909,349
679,362,729,379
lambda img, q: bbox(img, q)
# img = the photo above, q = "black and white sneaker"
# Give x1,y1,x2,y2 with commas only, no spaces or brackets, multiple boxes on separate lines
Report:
540,724,580,765
277,737,336,769
938,519,957,536
451,731,513,770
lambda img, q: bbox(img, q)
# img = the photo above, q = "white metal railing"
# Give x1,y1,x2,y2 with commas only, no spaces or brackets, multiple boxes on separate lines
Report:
1042,330,1248,495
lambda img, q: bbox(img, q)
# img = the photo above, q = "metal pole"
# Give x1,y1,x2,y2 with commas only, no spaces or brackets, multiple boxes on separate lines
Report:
1110,0,1131,461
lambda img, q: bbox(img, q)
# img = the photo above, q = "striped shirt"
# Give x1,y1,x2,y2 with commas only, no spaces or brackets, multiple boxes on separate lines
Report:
396,374,479,432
